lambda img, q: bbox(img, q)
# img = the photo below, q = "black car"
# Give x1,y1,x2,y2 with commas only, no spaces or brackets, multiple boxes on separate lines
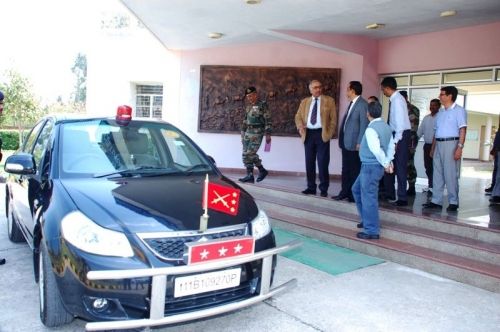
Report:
4,110,298,330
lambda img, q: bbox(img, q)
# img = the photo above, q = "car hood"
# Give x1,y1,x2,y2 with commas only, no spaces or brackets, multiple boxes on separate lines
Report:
60,174,258,234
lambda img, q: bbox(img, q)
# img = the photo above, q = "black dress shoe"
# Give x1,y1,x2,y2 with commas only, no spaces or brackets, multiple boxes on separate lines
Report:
320,191,328,197
485,186,493,193
0,258,5,265
347,197,355,203
332,194,347,201
422,202,442,209
356,232,380,240
301,189,316,195
392,200,408,206
356,223,363,229
490,196,500,204
446,204,459,212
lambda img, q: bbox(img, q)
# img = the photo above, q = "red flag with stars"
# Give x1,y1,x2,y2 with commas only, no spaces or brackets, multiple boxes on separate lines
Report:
205,182,240,216
186,236,255,264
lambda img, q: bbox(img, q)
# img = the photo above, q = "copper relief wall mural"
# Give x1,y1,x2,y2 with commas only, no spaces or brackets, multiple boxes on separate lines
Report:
198,65,341,137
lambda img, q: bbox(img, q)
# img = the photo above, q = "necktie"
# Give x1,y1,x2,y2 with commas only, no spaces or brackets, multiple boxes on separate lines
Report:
341,101,353,131
339,101,352,149
311,98,318,125
387,101,391,125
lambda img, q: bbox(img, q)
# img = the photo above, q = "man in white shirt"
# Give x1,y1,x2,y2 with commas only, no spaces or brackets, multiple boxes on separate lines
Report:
381,77,411,207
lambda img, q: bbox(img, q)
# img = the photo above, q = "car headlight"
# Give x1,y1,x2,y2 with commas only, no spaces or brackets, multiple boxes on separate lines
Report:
251,209,271,239
61,211,134,257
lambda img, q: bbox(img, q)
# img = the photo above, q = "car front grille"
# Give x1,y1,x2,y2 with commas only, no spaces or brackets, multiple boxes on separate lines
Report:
139,224,248,261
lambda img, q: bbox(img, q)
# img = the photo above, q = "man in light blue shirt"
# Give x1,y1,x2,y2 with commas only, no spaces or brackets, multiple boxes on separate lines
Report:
353,102,395,240
381,77,411,206
423,86,467,212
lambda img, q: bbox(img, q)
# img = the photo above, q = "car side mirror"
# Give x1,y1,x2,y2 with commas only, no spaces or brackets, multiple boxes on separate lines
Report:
4,153,36,175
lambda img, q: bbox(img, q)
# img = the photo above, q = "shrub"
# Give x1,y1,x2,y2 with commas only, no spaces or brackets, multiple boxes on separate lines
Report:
0,131,21,150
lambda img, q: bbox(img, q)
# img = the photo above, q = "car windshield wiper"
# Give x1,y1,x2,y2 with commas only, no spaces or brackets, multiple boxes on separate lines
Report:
93,167,176,178
178,163,211,175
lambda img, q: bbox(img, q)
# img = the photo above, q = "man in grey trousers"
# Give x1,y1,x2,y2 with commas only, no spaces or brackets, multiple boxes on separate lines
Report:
423,86,467,212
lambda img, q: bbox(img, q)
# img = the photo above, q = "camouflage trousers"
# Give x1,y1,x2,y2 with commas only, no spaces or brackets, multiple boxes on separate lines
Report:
407,151,417,186
242,129,264,169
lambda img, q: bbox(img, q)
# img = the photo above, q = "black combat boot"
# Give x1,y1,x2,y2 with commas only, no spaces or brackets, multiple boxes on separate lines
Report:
239,168,255,183
256,165,268,182
407,184,416,196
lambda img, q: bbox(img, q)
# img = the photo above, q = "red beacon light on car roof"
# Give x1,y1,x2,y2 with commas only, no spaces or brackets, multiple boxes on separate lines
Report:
116,105,132,126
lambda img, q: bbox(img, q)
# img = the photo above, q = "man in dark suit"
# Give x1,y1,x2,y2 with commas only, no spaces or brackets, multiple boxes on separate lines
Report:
295,80,337,197
332,81,368,202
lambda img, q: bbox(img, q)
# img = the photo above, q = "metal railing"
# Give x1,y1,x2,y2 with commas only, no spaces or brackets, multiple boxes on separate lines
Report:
85,239,301,331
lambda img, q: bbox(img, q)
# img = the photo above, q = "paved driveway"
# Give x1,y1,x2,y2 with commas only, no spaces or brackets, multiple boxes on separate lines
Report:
0,184,499,332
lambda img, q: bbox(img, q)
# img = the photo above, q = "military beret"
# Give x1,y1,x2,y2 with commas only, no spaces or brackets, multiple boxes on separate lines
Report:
245,86,256,96
0,90,4,101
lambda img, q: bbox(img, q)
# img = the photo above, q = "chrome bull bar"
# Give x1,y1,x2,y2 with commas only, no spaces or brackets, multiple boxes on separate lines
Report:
85,239,301,331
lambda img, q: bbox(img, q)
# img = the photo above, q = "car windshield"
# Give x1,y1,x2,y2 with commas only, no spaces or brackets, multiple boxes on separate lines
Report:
59,119,213,177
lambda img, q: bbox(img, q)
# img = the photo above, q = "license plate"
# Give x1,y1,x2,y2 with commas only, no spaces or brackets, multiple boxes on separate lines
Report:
174,268,241,298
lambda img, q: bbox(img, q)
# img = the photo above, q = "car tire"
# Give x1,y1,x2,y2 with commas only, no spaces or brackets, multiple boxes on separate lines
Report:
39,241,73,327
6,198,25,243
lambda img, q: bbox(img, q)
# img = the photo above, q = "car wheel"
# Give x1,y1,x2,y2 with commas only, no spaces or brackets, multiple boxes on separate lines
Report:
39,241,73,327
6,198,25,243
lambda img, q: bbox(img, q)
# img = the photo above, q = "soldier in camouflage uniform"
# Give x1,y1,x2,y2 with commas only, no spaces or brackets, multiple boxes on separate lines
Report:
239,87,272,183
400,91,420,196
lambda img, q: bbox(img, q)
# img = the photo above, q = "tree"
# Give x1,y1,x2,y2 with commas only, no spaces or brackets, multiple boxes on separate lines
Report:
0,70,44,145
71,53,87,105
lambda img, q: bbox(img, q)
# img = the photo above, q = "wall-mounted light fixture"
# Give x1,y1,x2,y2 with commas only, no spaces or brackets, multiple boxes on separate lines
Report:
365,23,385,30
208,32,224,39
440,10,457,17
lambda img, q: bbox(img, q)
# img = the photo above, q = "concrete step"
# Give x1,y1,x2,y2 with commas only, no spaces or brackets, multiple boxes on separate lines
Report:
257,199,500,266
243,183,500,245
239,183,500,293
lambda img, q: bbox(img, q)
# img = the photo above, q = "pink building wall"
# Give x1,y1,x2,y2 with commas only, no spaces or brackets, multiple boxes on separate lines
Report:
378,21,500,74
173,21,500,175
277,30,379,97
176,41,365,175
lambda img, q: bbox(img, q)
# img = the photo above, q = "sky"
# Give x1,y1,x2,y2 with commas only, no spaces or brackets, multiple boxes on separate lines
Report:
0,0,126,104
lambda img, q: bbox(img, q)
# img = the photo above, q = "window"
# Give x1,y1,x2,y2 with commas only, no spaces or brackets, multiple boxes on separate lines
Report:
394,76,409,87
32,120,54,170
22,120,46,153
411,73,440,86
135,84,163,119
443,70,492,84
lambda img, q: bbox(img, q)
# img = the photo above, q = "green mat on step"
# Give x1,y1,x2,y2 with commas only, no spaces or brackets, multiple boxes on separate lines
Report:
273,227,384,275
